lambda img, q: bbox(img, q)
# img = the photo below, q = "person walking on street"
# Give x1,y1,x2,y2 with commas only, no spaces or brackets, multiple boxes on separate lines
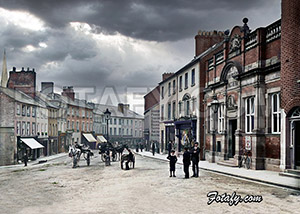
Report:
140,143,143,152
152,142,155,156
183,147,191,178
23,152,28,167
167,150,177,177
135,143,139,153
190,142,200,177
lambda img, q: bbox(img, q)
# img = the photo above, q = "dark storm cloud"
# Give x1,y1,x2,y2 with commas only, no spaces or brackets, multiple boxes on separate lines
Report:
0,0,279,42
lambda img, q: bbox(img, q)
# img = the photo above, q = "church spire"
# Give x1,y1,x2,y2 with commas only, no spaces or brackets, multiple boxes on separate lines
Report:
1,49,8,87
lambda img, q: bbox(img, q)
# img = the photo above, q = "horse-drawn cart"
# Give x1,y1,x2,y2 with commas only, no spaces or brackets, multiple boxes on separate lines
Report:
69,143,94,168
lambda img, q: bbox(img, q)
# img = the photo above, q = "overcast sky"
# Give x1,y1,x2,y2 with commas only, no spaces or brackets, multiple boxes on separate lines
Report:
0,0,281,114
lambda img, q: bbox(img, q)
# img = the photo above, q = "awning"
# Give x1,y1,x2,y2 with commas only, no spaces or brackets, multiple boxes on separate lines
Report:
83,133,97,142
21,138,44,149
97,136,107,143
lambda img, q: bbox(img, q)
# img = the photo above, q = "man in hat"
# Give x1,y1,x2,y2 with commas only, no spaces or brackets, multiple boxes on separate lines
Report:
190,142,200,177
183,147,191,178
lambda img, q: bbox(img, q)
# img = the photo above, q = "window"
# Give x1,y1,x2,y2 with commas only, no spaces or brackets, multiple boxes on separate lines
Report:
114,128,117,135
26,122,30,135
31,106,36,117
119,119,122,125
32,122,36,135
114,118,117,125
22,105,26,116
192,98,196,114
245,97,255,133
86,122,88,132
17,122,21,135
72,121,74,130
179,76,182,91
272,93,281,133
119,128,121,135
76,122,79,132
22,122,26,135
67,120,70,129
185,100,190,116
110,127,112,135
185,73,188,89
82,109,85,117
168,103,171,120
208,58,214,70
218,104,225,133
90,122,92,131
172,101,176,119
178,101,182,117
191,69,195,86
16,104,20,115
161,105,164,120
72,108,74,116
173,80,176,94
168,82,171,96
161,86,164,99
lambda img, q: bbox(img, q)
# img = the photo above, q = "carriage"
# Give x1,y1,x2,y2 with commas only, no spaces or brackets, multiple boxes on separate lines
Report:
98,142,128,163
68,143,94,168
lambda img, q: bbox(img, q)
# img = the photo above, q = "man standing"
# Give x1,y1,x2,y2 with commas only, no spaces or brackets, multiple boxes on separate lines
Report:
152,142,155,156
190,142,200,177
23,152,28,167
183,147,191,178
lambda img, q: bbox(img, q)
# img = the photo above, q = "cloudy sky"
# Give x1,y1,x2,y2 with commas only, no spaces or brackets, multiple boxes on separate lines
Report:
0,0,280,114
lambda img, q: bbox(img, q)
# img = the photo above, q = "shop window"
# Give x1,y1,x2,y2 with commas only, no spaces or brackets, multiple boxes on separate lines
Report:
271,93,281,133
245,97,255,133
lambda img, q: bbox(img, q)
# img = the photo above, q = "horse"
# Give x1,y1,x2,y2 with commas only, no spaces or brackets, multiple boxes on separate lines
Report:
115,144,128,161
68,145,81,168
120,152,135,170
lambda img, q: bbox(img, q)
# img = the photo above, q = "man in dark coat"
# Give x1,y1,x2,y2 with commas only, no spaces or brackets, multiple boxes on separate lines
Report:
126,149,134,170
167,150,177,177
23,152,28,167
190,142,200,177
183,147,191,178
152,142,155,156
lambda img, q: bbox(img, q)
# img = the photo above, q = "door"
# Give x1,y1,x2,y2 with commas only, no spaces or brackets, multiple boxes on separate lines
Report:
228,120,237,158
295,121,300,168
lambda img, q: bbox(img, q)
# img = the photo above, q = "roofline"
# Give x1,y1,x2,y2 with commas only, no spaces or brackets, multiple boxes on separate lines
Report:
158,41,224,85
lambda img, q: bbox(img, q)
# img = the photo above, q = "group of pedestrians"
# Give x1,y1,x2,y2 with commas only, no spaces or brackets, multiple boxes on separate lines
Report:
167,142,200,179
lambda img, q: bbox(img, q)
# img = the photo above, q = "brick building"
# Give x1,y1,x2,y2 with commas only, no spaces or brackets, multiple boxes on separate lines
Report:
280,0,300,171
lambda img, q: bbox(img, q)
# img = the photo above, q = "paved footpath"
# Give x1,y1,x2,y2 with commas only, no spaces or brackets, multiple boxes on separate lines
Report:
136,151,300,191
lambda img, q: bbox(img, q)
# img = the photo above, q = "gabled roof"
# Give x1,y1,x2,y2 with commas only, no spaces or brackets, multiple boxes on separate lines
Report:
0,86,46,108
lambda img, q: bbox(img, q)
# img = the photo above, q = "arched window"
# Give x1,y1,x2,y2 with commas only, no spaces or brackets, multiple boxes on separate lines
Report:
291,107,300,118
182,94,191,117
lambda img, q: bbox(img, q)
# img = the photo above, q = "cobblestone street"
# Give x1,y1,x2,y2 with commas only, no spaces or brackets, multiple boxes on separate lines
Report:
0,154,299,214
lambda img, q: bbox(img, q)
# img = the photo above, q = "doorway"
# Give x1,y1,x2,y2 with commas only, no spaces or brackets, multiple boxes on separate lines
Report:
295,121,300,168
228,120,237,158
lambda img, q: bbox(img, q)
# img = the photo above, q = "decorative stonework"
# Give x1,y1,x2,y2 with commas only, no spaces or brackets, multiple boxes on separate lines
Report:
230,35,241,53
227,95,237,110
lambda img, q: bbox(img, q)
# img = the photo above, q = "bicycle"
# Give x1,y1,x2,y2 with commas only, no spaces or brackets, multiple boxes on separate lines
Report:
238,150,251,169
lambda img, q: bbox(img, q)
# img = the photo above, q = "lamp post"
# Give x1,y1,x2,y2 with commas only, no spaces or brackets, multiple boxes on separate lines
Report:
211,97,219,163
104,108,111,142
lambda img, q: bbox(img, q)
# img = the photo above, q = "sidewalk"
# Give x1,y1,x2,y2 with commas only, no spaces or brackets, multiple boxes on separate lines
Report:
136,151,300,191
0,152,68,170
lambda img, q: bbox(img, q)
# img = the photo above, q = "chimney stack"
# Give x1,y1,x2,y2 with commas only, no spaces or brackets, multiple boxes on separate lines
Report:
61,86,75,100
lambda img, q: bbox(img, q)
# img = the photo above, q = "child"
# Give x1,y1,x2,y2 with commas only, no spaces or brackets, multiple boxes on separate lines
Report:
167,150,177,177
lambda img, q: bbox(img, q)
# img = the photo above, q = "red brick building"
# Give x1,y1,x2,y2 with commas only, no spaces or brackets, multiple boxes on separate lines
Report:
201,0,300,172
201,18,281,170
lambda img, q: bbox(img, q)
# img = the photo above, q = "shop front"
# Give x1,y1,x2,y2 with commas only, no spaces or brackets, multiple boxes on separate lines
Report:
174,118,197,152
